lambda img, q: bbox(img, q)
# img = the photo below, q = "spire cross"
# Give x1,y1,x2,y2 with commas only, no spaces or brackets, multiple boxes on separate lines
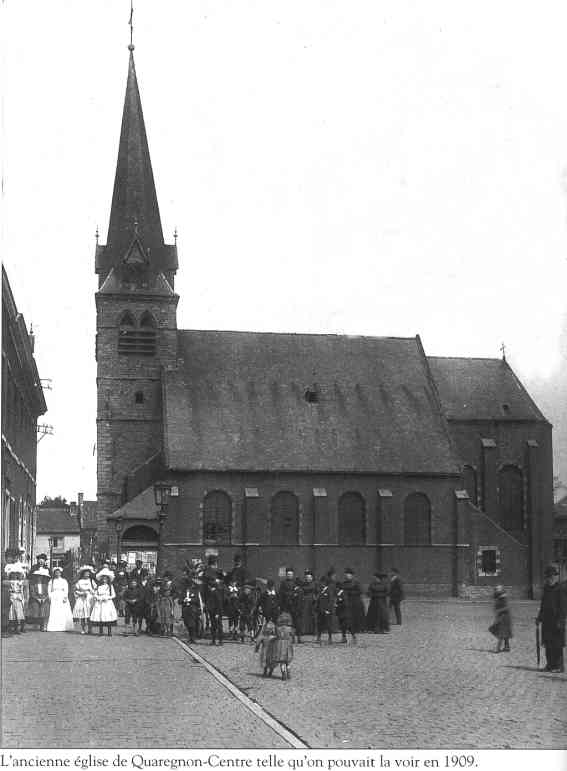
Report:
500,342,506,361
174,227,178,244
128,1,135,51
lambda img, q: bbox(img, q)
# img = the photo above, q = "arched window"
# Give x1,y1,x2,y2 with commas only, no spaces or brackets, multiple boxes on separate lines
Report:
117,311,156,356
270,491,299,545
203,491,232,544
463,465,477,505
338,492,366,545
404,493,431,545
140,311,156,328
498,465,523,531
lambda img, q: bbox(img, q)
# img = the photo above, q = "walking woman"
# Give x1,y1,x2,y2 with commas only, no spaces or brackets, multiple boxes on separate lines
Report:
46,567,74,632
90,574,118,636
73,566,97,634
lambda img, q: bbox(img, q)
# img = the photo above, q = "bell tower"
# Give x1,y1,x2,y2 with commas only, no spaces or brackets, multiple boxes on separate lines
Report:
94,42,179,545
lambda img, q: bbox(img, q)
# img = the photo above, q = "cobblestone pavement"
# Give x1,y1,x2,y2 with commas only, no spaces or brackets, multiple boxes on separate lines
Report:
191,600,566,749
1,601,565,749
0,622,289,749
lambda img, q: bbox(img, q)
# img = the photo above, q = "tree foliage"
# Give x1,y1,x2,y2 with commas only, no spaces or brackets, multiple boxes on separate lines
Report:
38,495,68,508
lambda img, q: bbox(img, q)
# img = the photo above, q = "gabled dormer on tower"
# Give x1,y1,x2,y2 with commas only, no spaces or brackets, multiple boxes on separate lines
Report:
95,46,178,291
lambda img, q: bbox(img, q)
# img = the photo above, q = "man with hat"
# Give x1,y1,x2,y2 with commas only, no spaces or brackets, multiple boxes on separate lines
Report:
202,555,226,644
227,553,252,588
27,554,51,632
536,565,566,672
278,568,303,642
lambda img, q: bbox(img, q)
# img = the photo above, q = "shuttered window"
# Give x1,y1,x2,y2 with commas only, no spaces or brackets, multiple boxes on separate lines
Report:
338,491,366,545
118,311,157,356
270,492,299,545
203,491,232,544
404,493,431,545
499,465,523,531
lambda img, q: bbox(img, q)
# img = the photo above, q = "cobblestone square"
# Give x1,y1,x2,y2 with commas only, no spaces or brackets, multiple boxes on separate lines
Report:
1,600,565,749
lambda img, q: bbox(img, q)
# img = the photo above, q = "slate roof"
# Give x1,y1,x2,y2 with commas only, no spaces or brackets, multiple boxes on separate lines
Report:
107,487,157,522
95,50,177,281
427,357,548,422
37,508,80,535
163,330,460,475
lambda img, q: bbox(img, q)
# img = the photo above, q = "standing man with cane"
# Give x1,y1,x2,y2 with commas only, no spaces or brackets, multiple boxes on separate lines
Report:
535,565,566,673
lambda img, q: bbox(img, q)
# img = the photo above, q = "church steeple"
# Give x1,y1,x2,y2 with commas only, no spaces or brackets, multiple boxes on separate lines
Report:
95,45,178,288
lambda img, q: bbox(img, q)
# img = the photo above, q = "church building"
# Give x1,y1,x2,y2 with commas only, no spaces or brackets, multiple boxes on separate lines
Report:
95,43,553,597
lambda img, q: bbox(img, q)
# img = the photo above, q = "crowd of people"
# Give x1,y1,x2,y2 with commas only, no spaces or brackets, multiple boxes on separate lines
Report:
1,550,404,646
2,547,564,676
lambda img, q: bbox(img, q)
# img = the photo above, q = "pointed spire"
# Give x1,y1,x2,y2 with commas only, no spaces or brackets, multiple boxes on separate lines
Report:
105,48,164,257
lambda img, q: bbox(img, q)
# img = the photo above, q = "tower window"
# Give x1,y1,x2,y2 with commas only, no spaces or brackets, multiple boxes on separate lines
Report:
135,391,144,404
118,311,156,356
304,385,319,403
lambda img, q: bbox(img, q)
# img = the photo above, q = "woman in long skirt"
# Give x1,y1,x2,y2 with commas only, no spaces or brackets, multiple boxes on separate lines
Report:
73,567,97,634
90,575,118,636
46,568,74,632
6,568,27,634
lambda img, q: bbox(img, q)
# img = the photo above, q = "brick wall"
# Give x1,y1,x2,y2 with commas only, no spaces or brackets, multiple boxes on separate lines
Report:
95,290,178,539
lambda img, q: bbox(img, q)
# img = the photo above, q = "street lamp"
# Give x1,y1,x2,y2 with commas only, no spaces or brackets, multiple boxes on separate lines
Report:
114,517,123,567
48,536,54,572
154,483,170,573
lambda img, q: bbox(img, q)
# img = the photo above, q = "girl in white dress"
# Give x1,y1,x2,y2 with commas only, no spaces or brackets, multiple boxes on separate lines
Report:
73,567,97,634
90,575,118,636
46,568,74,632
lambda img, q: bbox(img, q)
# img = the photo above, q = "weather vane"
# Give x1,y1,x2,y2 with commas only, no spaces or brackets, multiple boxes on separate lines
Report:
129,0,134,50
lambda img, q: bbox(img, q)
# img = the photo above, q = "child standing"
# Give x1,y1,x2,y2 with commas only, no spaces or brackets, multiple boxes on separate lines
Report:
255,621,277,677
157,580,175,637
181,582,201,644
73,567,97,634
271,611,295,680
90,575,118,636
490,586,512,652
123,578,144,635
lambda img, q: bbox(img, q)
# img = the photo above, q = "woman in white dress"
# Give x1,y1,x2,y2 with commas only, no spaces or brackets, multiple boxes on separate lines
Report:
90,574,118,636
73,566,97,634
46,568,74,632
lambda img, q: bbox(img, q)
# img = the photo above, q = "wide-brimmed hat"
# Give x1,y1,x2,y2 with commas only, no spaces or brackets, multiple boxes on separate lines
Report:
36,553,48,561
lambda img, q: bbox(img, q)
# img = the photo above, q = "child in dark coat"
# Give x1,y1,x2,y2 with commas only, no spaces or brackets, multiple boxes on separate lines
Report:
123,579,144,635
489,586,512,652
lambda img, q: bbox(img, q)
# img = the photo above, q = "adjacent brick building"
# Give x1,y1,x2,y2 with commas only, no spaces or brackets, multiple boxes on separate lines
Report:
2,266,47,562
94,45,554,597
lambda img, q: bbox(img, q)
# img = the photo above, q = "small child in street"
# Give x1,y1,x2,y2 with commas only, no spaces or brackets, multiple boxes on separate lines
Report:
489,586,512,652
271,611,295,681
123,578,144,635
90,574,118,636
181,583,201,644
157,581,175,637
254,620,277,677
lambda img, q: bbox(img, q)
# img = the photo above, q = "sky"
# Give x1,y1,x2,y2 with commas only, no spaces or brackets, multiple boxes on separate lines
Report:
2,0,566,503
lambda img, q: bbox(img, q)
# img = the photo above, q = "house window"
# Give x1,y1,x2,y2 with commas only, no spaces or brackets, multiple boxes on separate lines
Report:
553,539,567,560
203,491,232,544
270,491,299,545
477,546,501,577
403,492,431,545
498,465,523,531
135,391,144,404
338,491,366,545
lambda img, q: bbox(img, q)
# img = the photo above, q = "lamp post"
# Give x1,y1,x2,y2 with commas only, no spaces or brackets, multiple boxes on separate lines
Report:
48,536,54,573
154,483,170,574
114,517,123,567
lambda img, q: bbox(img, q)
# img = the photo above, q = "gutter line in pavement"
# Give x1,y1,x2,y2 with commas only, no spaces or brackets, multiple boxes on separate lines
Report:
173,637,310,750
